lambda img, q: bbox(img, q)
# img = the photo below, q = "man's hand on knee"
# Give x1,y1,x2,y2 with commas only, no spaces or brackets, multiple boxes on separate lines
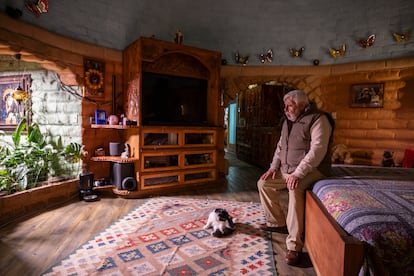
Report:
260,169,278,180
286,174,300,190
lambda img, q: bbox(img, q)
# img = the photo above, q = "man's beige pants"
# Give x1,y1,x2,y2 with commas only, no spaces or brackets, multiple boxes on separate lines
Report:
257,170,325,252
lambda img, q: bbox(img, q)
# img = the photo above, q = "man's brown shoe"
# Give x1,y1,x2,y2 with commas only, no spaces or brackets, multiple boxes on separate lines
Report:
259,224,288,234
285,250,301,266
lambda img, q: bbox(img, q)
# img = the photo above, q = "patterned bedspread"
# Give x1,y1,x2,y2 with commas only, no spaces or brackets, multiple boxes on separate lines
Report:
312,165,414,274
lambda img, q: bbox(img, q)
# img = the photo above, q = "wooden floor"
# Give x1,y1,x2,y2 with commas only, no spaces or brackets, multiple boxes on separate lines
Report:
0,151,316,276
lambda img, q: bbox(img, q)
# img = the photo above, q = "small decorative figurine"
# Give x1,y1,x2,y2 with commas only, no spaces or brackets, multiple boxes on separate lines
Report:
329,44,346,59
235,52,249,65
393,31,410,43
108,114,119,125
382,151,395,167
289,47,305,57
174,30,183,44
121,144,130,159
259,49,273,63
81,145,89,172
359,34,376,48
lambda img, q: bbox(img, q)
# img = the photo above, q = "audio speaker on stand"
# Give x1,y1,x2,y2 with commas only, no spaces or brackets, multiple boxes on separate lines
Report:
111,162,137,191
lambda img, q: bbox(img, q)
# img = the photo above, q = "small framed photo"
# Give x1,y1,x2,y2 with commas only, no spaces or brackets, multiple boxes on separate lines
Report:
350,83,384,108
95,110,107,124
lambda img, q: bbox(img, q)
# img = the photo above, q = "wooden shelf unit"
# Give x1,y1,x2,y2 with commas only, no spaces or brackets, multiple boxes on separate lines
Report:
90,124,138,129
139,127,218,190
88,37,224,198
91,156,139,163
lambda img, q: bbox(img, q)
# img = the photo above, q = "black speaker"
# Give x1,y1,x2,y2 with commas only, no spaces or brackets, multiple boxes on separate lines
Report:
79,172,99,201
79,172,94,191
111,162,137,191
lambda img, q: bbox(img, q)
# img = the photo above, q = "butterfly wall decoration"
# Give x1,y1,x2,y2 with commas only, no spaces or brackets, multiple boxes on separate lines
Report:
235,52,249,65
289,47,305,57
329,44,346,59
25,0,48,17
359,34,376,48
259,49,273,63
393,31,410,43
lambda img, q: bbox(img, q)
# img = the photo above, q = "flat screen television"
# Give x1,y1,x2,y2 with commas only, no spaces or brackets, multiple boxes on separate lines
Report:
141,72,208,126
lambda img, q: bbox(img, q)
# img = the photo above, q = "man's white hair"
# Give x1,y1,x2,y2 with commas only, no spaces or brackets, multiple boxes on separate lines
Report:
284,90,309,105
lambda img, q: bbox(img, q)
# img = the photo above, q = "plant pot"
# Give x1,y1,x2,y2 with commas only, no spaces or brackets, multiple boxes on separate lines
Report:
0,179,78,225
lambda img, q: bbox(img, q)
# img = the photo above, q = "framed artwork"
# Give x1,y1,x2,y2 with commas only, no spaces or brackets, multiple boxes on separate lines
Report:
0,74,31,131
350,83,384,108
84,58,105,97
95,110,107,124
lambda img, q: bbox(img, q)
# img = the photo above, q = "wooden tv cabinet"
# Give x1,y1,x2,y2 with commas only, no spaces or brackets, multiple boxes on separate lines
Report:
96,37,224,198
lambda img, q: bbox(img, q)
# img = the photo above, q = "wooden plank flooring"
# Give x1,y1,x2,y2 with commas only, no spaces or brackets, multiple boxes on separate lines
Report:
0,151,316,276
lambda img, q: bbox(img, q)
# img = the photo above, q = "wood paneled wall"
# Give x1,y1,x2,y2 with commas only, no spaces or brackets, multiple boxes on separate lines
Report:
221,59,414,166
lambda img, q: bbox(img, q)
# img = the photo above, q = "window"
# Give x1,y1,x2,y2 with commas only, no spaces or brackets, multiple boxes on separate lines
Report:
0,74,31,131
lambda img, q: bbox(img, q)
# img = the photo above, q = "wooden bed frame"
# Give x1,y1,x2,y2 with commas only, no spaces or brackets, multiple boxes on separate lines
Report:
305,191,365,276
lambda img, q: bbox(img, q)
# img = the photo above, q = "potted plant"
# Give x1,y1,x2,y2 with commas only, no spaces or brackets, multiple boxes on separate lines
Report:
0,118,82,195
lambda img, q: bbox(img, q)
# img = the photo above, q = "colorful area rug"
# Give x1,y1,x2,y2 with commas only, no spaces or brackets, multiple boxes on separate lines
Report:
44,197,277,275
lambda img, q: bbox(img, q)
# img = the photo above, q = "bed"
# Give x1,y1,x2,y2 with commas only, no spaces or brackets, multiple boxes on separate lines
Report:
305,165,414,276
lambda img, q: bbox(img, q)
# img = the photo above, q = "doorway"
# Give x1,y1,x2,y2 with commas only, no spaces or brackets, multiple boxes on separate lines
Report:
225,101,237,153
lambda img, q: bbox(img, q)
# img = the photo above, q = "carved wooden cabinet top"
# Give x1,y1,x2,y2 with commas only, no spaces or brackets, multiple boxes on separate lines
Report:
139,37,221,75
123,36,222,126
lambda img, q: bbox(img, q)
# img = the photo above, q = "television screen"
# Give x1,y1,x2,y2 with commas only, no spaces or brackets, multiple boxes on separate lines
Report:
141,72,208,126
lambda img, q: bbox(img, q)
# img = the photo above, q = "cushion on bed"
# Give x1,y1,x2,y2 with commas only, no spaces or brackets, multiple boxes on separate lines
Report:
349,150,373,165
402,148,414,168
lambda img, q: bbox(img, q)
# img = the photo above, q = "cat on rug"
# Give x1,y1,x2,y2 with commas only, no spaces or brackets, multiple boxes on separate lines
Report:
204,208,236,237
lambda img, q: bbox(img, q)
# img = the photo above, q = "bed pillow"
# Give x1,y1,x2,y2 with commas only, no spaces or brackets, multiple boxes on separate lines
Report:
402,148,414,168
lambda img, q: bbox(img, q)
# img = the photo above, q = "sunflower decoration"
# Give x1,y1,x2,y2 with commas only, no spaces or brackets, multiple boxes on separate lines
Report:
84,58,105,96
85,69,104,91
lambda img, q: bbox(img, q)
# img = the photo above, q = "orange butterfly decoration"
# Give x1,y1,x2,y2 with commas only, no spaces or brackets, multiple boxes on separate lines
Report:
329,45,346,59
393,31,410,43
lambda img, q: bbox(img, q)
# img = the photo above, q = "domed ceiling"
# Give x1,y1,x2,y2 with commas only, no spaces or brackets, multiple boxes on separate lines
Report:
1,0,414,66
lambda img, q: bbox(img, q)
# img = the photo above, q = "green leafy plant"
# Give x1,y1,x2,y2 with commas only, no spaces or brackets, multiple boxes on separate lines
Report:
0,119,82,195
61,141,83,176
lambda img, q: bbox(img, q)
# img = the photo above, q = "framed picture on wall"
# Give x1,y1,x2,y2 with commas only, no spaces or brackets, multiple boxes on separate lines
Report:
0,74,32,131
350,83,384,108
